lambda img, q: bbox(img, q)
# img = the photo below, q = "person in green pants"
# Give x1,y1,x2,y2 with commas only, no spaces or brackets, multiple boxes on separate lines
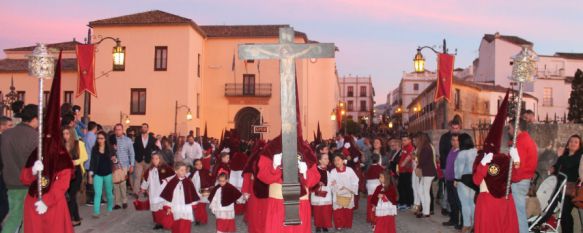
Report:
1,105,39,233
89,131,114,217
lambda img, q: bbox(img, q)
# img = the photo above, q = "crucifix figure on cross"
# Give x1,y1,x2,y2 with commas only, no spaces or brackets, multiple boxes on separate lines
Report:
238,27,335,225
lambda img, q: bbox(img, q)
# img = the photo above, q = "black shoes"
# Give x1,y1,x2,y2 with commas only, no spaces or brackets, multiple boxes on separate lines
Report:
122,203,128,209
153,224,163,230
113,205,121,210
442,221,455,226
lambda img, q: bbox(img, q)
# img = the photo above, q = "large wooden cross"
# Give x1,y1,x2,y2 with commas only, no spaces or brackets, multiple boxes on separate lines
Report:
238,27,335,225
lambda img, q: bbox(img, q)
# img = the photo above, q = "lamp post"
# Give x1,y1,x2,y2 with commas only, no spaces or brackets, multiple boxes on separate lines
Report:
1,77,19,116
174,100,193,136
28,44,56,199
82,29,125,127
413,39,454,129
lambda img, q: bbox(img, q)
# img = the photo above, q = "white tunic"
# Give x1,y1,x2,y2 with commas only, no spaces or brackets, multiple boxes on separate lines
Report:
163,176,197,221
310,168,332,206
366,179,381,196
140,167,165,212
209,187,235,220
329,166,359,210
229,170,244,191
190,171,209,203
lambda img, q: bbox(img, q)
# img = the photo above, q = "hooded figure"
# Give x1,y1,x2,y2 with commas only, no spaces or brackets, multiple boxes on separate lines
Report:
21,51,75,233
241,139,268,233
256,78,321,233
472,90,518,233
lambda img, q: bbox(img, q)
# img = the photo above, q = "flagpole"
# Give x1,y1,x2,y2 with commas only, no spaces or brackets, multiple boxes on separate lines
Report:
37,76,44,200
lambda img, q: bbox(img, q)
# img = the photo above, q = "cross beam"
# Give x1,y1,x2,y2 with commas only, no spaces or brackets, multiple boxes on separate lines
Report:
238,27,335,225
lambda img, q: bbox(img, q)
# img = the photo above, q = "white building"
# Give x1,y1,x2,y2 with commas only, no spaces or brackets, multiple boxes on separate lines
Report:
387,71,436,126
339,75,375,122
473,32,583,120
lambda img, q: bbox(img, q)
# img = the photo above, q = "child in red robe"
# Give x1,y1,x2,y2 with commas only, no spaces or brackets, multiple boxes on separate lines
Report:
329,153,360,231
213,150,231,182
257,136,321,233
209,170,242,233
371,171,397,233
190,159,213,225
201,148,213,171
311,152,333,232
140,152,174,229
365,154,384,224
160,161,199,233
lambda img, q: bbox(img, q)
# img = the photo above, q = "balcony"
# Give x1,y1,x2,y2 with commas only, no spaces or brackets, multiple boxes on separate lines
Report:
225,83,272,97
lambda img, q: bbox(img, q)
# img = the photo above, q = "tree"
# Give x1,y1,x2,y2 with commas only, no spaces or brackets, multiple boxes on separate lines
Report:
568,69,583,123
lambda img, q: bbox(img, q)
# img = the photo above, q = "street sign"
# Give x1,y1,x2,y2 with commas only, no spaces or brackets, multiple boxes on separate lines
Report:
253,125,269,134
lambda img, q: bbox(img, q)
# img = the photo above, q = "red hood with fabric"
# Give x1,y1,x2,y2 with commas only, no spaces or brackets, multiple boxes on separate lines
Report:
25,51,74,197
143,163,175,184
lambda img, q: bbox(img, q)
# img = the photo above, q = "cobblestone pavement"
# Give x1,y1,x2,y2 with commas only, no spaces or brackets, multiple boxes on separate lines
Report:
75,196,459,233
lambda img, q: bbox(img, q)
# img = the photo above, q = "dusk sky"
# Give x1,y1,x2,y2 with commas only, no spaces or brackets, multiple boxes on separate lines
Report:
2,1,582,105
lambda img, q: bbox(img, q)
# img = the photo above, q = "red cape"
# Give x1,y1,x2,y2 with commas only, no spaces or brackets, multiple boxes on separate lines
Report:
209,182,242,207
143,164,175,184
365,164,385,180
370,184,397,206
230,151,248,171
160,176,199,204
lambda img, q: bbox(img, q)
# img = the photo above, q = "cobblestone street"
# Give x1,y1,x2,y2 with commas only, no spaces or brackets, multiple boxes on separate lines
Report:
75,197,459,233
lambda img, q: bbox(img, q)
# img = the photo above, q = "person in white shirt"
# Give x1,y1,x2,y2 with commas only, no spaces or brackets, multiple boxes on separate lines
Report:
180,135,202,166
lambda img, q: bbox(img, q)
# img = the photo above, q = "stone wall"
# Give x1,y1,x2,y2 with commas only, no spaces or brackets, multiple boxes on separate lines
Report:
425,123,583,179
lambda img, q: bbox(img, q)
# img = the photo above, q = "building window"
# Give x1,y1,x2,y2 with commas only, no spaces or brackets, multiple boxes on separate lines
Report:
154,46,168,71
196,93,200,119
64,91,73,104
347,86,354,97
360,86,367,97
130,88,147,115
347,101,354,111
454,89,461,110
413,83,419,91
17,91,25,102
243,74,256,96
43,91,50,106
197,53,201,78
360,100,367,112
543,87,553,106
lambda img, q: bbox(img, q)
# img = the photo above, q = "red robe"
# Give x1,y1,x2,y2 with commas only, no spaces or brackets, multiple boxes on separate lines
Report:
209,183,241,233
472,159,518,233
20,167,74,233
371,184,397,233
242,172,267,233
201,156,212,172
365,164,384,224
257,155,320,233
189,169,212,224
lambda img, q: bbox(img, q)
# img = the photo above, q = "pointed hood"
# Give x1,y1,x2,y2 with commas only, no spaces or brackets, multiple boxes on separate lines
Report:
483,90,510,154
316,122,322,144
202,122,211,151
25,50,74,197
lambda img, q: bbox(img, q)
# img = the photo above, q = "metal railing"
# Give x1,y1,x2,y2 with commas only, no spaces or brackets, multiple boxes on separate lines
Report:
225,83,272,97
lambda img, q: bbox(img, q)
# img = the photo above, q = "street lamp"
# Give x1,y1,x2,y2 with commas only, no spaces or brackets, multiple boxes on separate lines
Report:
389,122,393,129
82,32,126,128
413,49,425,73
120,112,130,125
330,109,336,121
28,43,56,199
414,39,455,129
174,100,192,136
1,77,19,116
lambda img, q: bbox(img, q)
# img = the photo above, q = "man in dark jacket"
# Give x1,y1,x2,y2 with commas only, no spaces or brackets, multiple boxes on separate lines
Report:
131,123,159,196
437,120,461,215
0,105,39,232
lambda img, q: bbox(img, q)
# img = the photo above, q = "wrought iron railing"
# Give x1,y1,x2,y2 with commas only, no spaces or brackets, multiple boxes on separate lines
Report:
225,83,272,97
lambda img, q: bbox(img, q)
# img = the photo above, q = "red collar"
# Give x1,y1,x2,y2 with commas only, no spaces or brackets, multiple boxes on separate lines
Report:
335,166,346,173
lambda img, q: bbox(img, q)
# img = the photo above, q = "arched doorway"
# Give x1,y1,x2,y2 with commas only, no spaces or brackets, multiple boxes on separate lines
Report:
235,107,261,141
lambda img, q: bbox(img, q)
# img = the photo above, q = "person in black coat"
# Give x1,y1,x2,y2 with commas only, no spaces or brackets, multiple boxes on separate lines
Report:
438,120,461,215
131,123,160,196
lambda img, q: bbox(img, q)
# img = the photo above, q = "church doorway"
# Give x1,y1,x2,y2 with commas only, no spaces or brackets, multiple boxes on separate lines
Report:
234,107,261,141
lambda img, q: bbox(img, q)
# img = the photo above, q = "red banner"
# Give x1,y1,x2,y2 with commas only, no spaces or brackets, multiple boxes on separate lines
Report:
434,53,455,102
75,44,96,97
